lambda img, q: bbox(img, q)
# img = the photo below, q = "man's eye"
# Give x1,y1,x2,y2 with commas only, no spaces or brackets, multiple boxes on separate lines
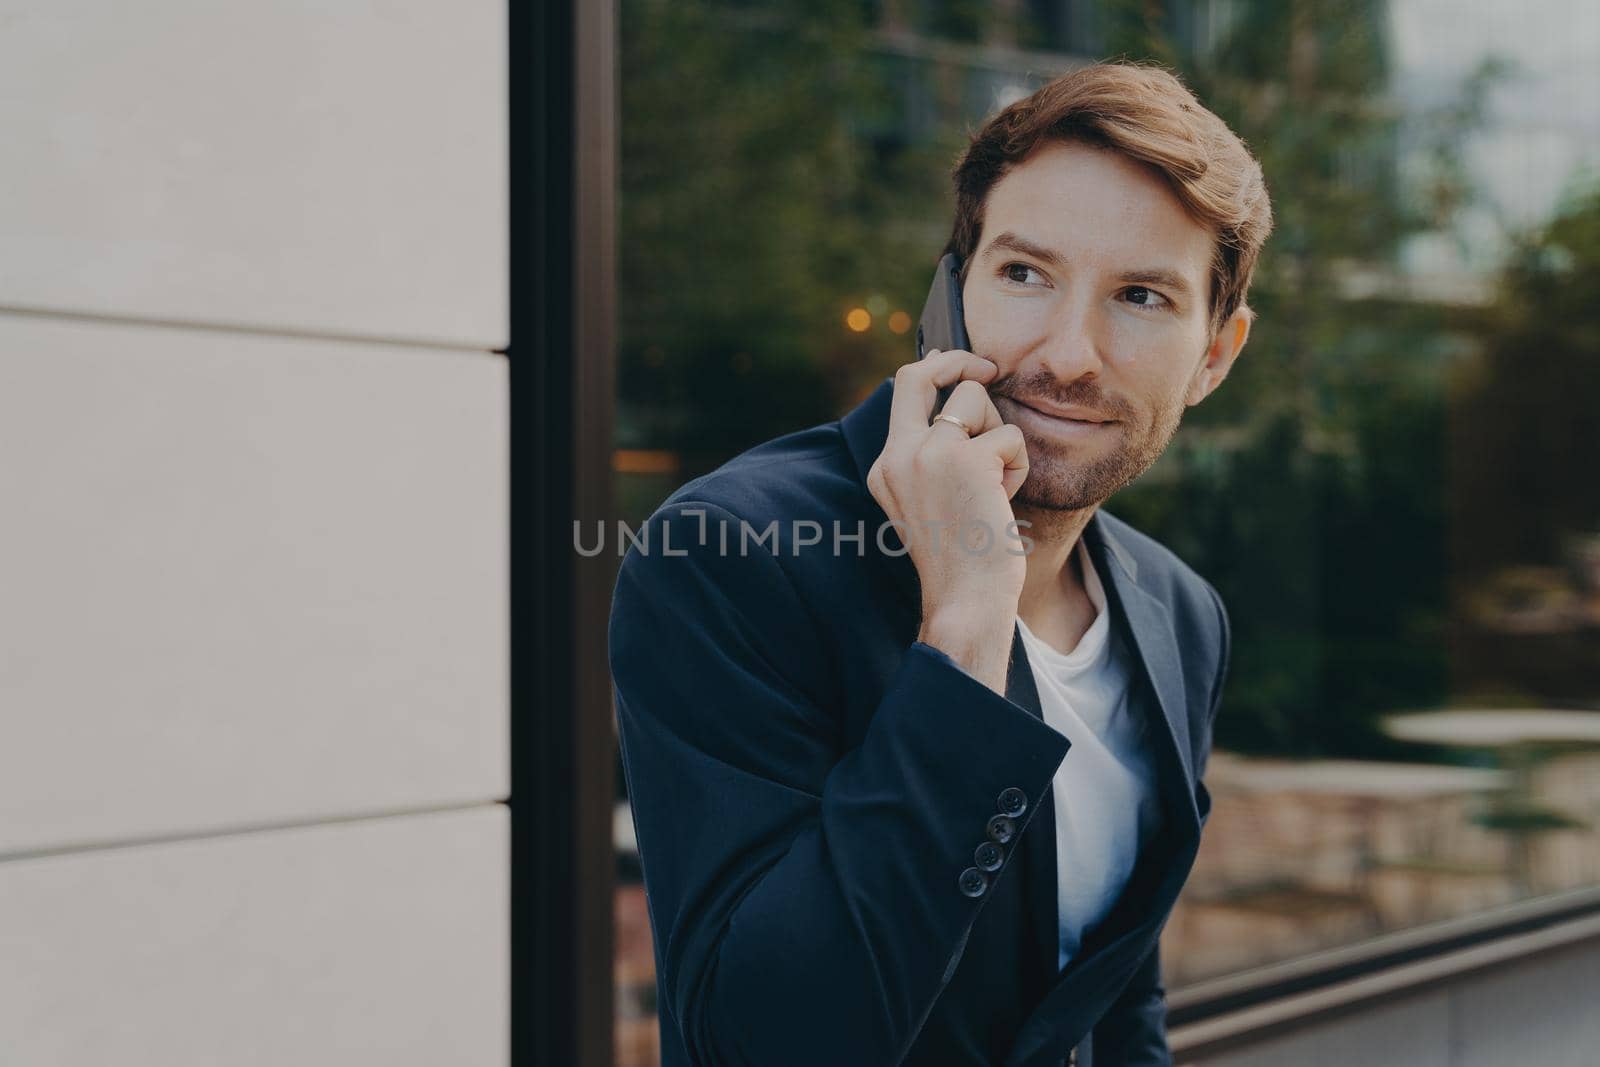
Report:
1001,263,1046,286
1122,285,1172,311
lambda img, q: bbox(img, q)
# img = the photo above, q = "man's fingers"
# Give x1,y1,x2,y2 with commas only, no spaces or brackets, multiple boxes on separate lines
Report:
968,379,1007,436
976,423,1030,499
889,349,998,441
933,378,1004,438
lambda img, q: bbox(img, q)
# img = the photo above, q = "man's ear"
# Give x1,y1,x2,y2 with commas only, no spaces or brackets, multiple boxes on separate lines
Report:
1186,306,1253,407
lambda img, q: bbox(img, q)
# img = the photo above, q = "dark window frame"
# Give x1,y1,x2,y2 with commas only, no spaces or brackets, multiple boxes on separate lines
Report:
512,0,617,1065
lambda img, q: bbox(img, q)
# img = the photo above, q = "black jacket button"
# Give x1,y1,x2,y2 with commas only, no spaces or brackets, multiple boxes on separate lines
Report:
974,841,1003,872
997,787,1028,818
958,867,989,898
986,814,1016,845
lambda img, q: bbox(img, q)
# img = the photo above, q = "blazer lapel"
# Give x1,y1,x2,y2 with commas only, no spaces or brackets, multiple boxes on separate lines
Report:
1082,513,1199,820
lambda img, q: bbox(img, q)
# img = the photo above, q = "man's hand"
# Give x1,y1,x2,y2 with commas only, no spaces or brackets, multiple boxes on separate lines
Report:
865,349,1030,694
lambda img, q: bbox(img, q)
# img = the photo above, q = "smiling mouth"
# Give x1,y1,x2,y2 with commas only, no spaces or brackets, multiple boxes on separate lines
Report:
1009,397,1119,426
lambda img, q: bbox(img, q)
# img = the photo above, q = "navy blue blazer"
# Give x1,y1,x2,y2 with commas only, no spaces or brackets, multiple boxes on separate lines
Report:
609,377,1231,1067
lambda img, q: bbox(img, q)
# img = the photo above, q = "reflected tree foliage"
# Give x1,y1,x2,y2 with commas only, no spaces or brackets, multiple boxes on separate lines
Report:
1448,186,1600,705
619,0,953,461
615,0,1588,759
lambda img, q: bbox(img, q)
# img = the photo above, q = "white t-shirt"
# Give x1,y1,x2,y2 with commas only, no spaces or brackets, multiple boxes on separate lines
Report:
1016,536,1162,971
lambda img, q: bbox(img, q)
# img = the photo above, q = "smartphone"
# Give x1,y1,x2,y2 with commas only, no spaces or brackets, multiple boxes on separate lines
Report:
916,252,972,415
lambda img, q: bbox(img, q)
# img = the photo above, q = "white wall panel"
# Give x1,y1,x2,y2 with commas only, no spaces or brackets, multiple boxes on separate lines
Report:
0,1,507,348
0,805,508,1066
0,316,508,854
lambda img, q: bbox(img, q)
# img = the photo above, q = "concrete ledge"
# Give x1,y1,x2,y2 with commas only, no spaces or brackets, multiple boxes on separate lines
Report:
1172,906,1600,1062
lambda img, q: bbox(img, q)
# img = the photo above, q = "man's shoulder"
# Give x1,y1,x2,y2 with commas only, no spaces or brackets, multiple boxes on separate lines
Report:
654,420,867,530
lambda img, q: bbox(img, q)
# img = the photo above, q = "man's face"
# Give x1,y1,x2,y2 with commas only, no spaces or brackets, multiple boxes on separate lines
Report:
962,139,1247,511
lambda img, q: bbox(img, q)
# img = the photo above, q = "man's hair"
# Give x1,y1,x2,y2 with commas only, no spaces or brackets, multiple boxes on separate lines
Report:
945,61,1274,338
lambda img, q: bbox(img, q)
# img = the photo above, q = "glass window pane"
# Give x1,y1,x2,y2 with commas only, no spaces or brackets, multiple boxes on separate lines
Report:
612,1,1600,1060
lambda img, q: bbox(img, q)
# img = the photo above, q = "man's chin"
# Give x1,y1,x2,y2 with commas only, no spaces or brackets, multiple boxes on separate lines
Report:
1013,477,1110,513
1013,449,1150,511
1018,420,1183,511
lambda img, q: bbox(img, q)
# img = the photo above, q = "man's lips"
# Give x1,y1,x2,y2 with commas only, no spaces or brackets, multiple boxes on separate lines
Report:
1008,396,1119,425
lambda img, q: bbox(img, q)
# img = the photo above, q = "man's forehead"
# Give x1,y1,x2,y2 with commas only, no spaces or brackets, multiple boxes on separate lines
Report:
979,143,1214,285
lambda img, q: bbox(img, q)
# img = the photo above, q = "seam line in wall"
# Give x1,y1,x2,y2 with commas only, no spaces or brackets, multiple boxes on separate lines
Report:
0,302,506,356
0,797,510,865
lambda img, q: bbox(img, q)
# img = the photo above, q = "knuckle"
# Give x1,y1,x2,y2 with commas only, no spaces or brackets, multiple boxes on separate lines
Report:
987,424,1020,448
950,379,987,404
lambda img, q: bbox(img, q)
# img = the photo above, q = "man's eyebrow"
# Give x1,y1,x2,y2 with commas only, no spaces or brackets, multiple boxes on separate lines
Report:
981,231,1068,269
980,230,1196,297
1117,267,1194,297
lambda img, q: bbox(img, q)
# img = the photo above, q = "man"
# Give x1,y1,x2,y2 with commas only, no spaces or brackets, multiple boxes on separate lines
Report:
609,61,1274,1066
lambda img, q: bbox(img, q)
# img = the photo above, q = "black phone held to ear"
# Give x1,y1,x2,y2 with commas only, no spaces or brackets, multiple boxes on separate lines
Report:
916,252,972,416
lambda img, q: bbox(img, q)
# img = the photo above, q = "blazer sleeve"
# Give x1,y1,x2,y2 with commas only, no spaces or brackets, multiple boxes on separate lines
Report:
609,499,1072,1066
1087,579,1232,1067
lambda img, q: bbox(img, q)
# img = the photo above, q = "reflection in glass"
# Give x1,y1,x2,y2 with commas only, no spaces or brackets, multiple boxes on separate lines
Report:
610,1,1600,1061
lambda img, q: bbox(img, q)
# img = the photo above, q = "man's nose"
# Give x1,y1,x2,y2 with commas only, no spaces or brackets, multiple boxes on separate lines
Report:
1036,294,1108,381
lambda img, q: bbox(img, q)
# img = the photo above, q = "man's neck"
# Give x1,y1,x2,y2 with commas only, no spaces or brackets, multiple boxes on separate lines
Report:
1014,503,1101,655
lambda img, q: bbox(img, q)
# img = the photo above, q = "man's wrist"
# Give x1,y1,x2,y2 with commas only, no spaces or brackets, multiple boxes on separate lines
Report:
917,603,1015,696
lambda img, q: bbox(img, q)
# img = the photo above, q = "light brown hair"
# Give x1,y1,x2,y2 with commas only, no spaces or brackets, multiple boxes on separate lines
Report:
946,61,1274,337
